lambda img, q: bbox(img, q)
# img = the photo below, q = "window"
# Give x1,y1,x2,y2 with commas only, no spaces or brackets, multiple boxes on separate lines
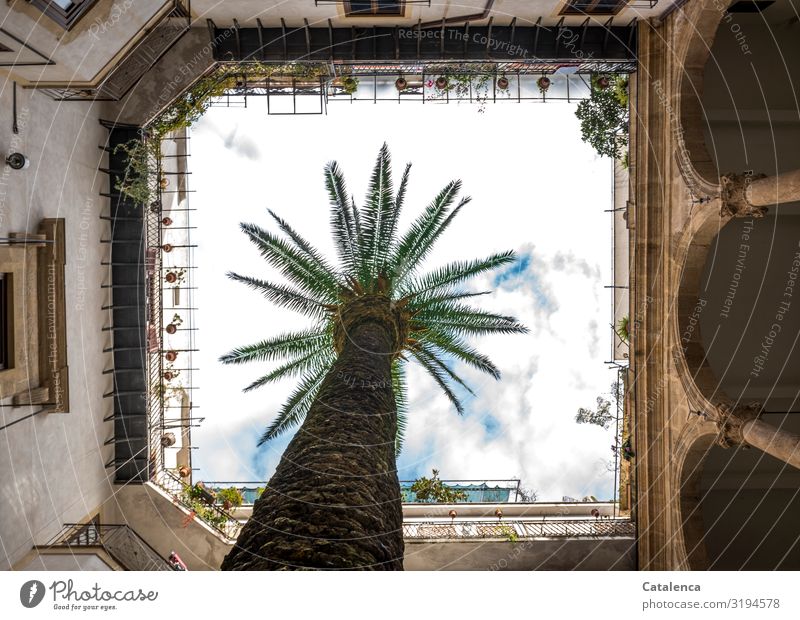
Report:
26,0,100,30
0,273,10,370
345,1,404,16
560,0,629,15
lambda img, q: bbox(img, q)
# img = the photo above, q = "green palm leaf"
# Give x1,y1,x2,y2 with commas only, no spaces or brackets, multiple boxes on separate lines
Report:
220,328,329,365
226,272,329,318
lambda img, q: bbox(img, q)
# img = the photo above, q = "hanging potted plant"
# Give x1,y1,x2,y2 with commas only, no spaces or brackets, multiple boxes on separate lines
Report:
496,76,509,90
165,350,178,362
178,465,190,478
395,76,408,91
164,268,186,284
537,76,551,93
435,76,449,90
216,487,244,511
165,313,184,335
341,75,359,94
595,75,610,90
162,216,173,227
162,243,173,253
163,368,181,381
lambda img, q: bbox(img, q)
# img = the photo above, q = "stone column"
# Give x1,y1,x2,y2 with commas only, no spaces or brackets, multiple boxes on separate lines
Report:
716,403,800,470
721,168,800,218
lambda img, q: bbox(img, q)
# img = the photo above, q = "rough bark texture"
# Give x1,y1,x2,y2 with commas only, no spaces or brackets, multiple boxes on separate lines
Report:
221,298,404,570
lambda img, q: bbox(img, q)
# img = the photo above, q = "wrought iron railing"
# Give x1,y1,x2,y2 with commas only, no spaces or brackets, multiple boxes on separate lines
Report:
153,470,242,540
203,479,524,505
39,1,191,101
46,523,172,571
402,518,635,540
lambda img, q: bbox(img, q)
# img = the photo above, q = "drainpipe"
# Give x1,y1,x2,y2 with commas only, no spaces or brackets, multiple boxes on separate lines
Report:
419,0,495,28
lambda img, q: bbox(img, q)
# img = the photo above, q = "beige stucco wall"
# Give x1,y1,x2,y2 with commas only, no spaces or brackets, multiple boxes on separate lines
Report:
0,81,112,569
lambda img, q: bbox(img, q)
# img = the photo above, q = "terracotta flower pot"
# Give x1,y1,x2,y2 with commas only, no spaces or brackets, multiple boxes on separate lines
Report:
162,244,173,253
159,176,169,189
165,350,178,362
537,76,550,91
163,371,174,381
223,500,232,511
165,272,177,283
165,324,177,335
497,76,509,90
162,217,173,226
161,433,176,447
596,76,610,89
395,77,407,91
178,465,190,478
435,76,448,90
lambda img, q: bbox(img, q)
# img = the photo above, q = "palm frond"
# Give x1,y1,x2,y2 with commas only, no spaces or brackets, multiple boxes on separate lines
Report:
243,349,335,393
408,290,490,310
409,348,465,415
258,367,329,445
220,328,329,365
398,251,516,298
420,330,502,379
324,161,359,272
359,143,395,288
267,209,341,293
240,222,338,302
415,303,529,336
411,342,475,396
389,180,462,283
226,272,329,318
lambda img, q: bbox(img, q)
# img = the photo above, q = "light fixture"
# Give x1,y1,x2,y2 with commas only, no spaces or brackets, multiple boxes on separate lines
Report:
5,153,29,170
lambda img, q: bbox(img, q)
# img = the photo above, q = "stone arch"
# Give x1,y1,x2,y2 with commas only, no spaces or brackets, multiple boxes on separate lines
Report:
674,424,718,570
672,199,733,413
671,0,733,193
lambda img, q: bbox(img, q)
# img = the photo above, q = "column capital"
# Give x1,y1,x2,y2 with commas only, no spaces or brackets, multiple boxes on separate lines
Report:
715,402,763,448
720,172,768,218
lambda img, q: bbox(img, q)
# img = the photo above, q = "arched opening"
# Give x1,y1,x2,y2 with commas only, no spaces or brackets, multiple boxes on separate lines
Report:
697,419,800,569
698,213,800,408
676,0,731,186
701,0,800,178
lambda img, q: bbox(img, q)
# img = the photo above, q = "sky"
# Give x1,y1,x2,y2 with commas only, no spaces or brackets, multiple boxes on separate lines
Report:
189,96,620,501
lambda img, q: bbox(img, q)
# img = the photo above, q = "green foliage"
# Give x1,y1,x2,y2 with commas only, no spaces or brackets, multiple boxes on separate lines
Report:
616,315,630,343
177,484,228,528
113,138,160,205
575,381,623,430
216,487,244,508
498,525,518,543
341,76,359,94
222,145,528,452
409,469,468,503
575,74,630,159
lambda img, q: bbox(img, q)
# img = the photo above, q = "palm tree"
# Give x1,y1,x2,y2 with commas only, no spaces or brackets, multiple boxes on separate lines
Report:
220,144,527,570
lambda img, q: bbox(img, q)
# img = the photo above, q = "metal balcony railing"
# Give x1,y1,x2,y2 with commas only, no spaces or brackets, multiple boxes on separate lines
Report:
153,470,242,540
46,523,172,571
203,479,524,505
402,518,635,540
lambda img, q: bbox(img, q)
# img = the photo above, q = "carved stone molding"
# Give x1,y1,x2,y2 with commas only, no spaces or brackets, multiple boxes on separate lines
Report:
720,173,769,218
715,402,763,448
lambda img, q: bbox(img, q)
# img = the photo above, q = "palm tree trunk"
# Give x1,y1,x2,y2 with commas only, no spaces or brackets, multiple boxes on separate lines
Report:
221,313,404,570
